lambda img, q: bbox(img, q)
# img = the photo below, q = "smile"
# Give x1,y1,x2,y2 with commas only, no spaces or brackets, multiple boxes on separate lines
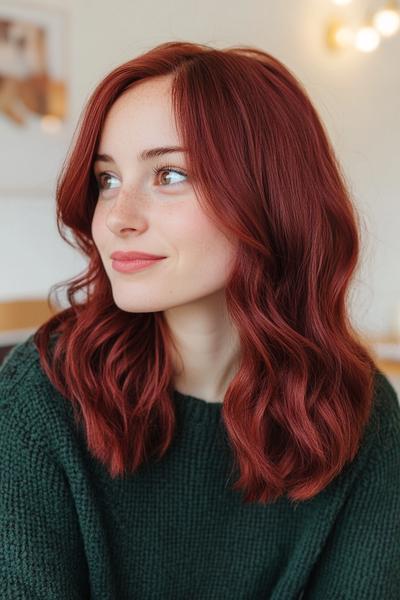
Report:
111,257,166,273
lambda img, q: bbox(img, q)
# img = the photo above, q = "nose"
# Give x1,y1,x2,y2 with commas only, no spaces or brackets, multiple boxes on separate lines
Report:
105,188,148,235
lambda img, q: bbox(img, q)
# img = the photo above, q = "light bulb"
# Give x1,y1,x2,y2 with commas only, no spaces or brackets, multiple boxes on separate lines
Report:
335,25,355,48
372,7,400,37
354,25,381,52
327,20,355,49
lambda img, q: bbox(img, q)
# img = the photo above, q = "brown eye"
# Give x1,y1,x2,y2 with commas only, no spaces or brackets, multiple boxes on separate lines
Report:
96,172,119,191
152,165,187,186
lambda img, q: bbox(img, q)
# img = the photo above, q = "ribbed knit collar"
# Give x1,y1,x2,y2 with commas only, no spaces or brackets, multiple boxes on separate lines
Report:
173,389,223,424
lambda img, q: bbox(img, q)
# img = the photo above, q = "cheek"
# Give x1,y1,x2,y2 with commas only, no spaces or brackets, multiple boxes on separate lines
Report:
179,212,236,284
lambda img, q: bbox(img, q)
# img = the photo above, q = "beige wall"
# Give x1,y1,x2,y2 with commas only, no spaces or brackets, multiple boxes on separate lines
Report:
1,0,399,342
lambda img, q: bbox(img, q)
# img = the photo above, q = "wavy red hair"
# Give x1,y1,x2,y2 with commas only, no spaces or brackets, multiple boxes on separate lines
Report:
34,40,377,504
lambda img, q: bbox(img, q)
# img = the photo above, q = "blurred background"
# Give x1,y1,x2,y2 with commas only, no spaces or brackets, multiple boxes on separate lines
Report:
1,0,399,393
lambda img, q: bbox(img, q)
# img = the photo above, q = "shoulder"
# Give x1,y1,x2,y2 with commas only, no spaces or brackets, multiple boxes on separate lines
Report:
0,333,56,404
310,368,400,502
333,368,400,496
303,373,400,597
360,369,400,481
0,333,74,448
369,369,400,447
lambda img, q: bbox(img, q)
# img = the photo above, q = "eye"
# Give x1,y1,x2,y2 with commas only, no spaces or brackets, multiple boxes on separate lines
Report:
152,163,188,186
94,164,188,195
95,172,120,191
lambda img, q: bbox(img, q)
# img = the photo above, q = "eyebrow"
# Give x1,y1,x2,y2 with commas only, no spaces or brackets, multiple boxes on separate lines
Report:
94,146,187,164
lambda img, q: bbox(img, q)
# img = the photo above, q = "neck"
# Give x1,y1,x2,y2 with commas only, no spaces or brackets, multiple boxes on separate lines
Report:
163,292,241,403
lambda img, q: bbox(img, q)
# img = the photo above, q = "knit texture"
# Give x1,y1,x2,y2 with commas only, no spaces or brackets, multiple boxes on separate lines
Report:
1,334,400,600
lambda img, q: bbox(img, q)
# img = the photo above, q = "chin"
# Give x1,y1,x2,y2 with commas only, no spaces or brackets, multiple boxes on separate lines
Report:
111,293,164,314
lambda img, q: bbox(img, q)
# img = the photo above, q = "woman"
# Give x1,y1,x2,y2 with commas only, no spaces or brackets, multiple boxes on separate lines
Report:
1,41,399,599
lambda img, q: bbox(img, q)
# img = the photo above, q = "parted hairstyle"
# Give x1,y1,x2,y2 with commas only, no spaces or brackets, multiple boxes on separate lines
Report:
34,40,378,505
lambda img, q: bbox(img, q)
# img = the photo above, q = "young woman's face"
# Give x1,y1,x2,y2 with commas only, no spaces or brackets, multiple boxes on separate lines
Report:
91,75,237,313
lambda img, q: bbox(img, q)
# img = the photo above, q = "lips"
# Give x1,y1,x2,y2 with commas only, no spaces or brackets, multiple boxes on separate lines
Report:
110,251,166,261
111,251,166,274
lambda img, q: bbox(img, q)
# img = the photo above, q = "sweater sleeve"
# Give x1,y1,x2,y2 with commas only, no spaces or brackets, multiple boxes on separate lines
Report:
304,378,400,600
0,395,90,599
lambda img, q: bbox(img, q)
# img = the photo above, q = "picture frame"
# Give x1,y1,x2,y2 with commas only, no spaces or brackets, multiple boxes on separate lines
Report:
0,2,70,197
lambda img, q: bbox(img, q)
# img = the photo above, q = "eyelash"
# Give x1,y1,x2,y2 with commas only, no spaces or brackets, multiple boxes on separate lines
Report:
152,162,187,182
95,163,187,192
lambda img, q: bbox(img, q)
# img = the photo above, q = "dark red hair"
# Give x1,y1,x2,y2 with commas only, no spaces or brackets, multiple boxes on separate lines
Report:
34,40,377,504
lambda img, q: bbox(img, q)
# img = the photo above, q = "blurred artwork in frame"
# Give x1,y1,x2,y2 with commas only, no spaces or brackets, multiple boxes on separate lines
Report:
0,3,68,128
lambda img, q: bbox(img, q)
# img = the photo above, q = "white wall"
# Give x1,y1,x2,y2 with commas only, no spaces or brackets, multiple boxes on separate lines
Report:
1,0,399,338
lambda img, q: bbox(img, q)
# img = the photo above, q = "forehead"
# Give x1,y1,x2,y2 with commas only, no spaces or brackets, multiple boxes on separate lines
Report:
98,75,178,147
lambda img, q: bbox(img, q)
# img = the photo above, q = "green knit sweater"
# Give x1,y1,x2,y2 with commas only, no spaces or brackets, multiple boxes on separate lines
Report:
1,335,400,600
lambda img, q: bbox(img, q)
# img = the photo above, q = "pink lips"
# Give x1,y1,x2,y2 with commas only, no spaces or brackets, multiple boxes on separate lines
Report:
112,258,165,273
111,250,166,260
110,252,166,274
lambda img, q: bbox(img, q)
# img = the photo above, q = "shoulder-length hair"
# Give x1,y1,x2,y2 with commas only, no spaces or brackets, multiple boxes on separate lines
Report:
34,40,377,505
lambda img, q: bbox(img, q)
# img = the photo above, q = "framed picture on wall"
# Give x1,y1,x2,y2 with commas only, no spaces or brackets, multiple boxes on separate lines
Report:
0,3,70,197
